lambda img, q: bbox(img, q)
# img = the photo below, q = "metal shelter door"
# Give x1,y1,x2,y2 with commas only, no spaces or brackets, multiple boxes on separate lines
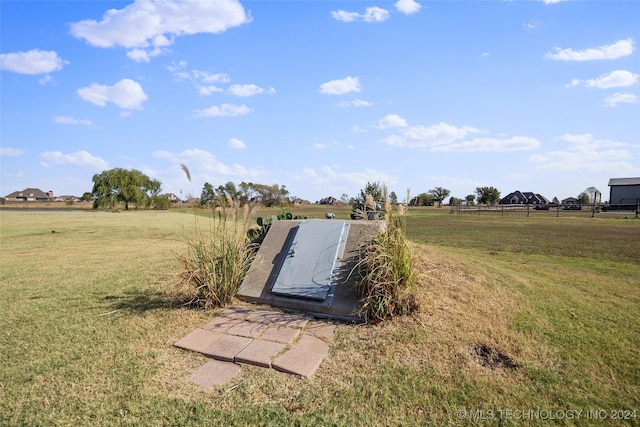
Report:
271,220,349,301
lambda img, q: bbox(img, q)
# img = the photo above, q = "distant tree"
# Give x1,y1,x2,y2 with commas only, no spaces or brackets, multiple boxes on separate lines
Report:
429,187,451,207
81,192,94,202
201,182,216,206
252,183,288,207
152,195,171,210
91,168,161,211
584,186,600,203
238,181,254,205
577,191,590,205
475,186,501,205
411,192,435,206
465,194,475,206
552,196,560,205
216,181,242,206
350,182,384,212
389,191,398,205
340,193,350,204
449,196,460,206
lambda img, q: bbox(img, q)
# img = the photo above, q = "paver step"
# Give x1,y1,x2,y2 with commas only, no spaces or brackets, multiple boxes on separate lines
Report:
174,305,337,387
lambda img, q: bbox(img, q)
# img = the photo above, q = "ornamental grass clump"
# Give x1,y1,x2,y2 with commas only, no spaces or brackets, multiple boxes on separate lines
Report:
177,165,258,309
355,188,418,322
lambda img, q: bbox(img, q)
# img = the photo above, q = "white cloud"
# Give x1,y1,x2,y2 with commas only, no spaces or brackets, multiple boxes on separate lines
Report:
541,0,568,4
567,70,638,89
546,38,635,61
40,150,108,170
395,0,421,15
557,133,627,150
0,49,68,75
54,116,94,126
228,138,246,149
330,10,360,23
338,99,373,108
530,133,633,172
0,147,24,157
331,7,389,23
524,20,542,30
363,7,390,22
382,122,483,148
168,62,233,95
199,85,224,96
604,92,637,107
227,84,276,96
77,79,148,109
529,150,631,172
377,114,408,129
319,76,361,95
299,165,397,195
70,0,251,61
432,136,541,152
153,148,262,178
381,122,540,152
192,103,252,117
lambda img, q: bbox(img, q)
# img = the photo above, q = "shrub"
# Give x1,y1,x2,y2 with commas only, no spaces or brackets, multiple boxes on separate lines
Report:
355,188,418,322
177,165,259,308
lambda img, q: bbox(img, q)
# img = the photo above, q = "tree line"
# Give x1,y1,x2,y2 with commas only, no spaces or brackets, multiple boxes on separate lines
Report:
88,168,601,211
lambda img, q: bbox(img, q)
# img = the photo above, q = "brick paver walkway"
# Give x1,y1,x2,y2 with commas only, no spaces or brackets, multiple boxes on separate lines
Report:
174,305,337,387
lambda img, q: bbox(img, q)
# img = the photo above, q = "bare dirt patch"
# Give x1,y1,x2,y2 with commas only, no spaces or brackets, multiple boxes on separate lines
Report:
471,343,519,370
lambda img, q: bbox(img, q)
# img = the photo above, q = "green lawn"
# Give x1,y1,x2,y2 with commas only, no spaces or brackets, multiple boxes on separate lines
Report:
1,209,638,425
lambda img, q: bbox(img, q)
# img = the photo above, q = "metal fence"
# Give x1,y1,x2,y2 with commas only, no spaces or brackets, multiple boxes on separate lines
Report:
451,203,640,218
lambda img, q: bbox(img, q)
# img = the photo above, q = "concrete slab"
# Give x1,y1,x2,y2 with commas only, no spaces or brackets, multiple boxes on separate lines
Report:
294,335,330,355
305,322,338,340
259,325,301,344
271,336,330,378
225,320,269,339
219,306,253,320
190,359,241,388
237,220,383,322
200,317,243,333
201,334,253,362
174,328,222,353
245,310,310,328
234,339,286,368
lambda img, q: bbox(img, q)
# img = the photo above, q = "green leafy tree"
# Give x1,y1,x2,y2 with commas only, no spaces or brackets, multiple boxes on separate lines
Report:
215,181,242,206
252,183,289,207
584,186,600,203
465,194,475,206
389,191,398,205
428,187,451,207
449,196,460,206
152,195,171,210
350,182,384,212
412,193,434,206
91,168,161,211
201,182,216,207
577,191,590,205
238,181,254,205
475,186,501,205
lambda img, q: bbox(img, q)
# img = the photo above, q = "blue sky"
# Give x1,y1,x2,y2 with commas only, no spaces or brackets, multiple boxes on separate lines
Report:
1,0,639,203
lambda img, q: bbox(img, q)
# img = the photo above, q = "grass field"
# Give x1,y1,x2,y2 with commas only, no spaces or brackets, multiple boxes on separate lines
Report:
1,207,638,425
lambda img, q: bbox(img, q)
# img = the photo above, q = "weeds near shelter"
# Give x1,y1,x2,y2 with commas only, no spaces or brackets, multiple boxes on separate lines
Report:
176,165,258,309
355,188,418,322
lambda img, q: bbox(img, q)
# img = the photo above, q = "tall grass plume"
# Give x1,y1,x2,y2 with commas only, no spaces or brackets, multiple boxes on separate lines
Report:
176,165,258,308
355,185,418,322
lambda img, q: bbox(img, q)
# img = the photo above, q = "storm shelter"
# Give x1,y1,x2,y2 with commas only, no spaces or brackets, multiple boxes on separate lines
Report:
237,219,384,322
